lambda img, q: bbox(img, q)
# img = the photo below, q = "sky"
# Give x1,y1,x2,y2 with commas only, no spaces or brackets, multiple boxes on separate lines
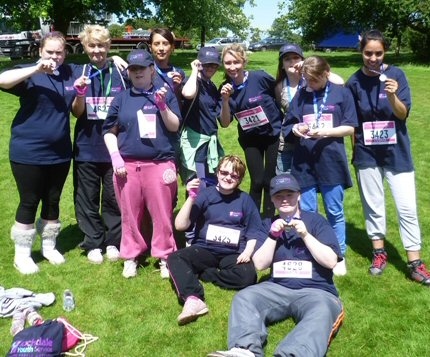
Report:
243,0,282,32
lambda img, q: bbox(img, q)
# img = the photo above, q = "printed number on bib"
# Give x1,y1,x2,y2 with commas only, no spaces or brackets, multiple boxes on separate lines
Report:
363,121,397,145
273,260,312,279
206,224,241,247
137,110,157,139
86,97,114,120
302,113,333,130
235,106,269,130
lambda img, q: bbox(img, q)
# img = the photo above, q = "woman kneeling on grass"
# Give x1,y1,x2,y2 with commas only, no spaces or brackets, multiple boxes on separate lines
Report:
169,155,266,325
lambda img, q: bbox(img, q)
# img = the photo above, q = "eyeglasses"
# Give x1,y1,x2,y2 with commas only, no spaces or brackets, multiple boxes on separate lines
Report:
218,170,241,181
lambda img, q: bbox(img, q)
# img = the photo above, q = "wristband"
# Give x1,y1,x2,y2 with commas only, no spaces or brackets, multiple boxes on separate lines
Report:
74,84,88,97
156,101,168,111
268,232,280,240
187,187,199,199
110,151,125,169
155,92,168,111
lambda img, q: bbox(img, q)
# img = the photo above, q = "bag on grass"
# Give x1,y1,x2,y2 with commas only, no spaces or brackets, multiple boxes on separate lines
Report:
7,319,64,357
57,317,99,357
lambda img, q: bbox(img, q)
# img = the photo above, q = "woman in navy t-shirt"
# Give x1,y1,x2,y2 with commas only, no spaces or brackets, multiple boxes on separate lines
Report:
220,44,283,218
179,46,224,183
346,29,430,285
283,56,358,276
103,49,182,280
0,31,80,274
169,155,265,325
71,25,128,265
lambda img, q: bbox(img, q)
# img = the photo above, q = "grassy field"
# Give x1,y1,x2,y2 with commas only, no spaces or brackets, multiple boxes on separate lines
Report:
0,50,430,356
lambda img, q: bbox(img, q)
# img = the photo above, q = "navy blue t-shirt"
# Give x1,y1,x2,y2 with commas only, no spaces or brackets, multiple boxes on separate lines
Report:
102,87,182,161
346,66,413,172
260,211,341,297
153,64,186,92
2,62,80,164
283,83,358,188
221,70,283,138
190,186,267,256
74,62,128,163
182,77,221,136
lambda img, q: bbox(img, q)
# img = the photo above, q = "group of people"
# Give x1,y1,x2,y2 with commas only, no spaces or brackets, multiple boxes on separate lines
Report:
1,25,429,356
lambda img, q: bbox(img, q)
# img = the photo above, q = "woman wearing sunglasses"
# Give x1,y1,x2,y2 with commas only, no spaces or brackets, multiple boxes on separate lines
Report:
168,155,266,326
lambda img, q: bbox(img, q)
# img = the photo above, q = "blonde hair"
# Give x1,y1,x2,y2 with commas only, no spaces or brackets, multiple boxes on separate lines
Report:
79,25,111,47
221,44,247,80
217,155,247,180
222,44,247,64
301,56,330,82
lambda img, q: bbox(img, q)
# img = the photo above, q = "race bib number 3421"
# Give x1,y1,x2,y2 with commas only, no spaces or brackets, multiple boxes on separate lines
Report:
235,106,269,130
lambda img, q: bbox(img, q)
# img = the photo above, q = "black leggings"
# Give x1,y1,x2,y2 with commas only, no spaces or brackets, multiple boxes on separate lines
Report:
11,161,71,224
239,135,279,217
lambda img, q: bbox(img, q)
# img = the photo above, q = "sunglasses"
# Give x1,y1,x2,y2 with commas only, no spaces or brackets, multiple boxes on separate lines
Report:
218,170,241,181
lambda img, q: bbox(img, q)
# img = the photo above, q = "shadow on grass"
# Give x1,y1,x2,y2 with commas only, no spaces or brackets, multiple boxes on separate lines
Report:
346,222,410,276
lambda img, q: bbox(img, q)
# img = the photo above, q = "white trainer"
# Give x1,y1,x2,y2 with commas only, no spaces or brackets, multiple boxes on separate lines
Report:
159,259,170,279
106,246,120,262
207,347,255,357
122,259,137,278
87,249,103,264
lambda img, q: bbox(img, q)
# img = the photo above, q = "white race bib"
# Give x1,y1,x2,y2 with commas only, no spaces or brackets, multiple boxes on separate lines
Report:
363,121,397,145
302,113,333,130
205,224,241,247
273,260,312,279
137,110,157,139
86,97,114,120
235,106,269,130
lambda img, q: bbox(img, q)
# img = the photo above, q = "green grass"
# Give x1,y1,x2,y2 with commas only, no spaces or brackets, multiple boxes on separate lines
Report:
1,50,430,356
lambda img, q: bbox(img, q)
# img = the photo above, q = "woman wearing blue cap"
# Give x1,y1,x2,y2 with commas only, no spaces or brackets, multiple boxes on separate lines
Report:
275,43,344,175
179,46,224,184
208,173,344,357
103,49,182,279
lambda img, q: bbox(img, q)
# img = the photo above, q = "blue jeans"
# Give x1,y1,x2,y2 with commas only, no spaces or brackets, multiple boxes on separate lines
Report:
300,184,346,255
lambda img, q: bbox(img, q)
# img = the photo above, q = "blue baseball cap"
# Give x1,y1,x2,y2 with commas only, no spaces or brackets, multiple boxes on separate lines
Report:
270,174,301,196
198,46,221,65
127,49,154,68
279,43,304,59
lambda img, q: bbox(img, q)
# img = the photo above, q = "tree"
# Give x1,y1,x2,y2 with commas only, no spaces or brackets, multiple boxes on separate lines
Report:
249,27,262,43
268,15,301,44
150,0,254,46
282,0,430,56
0,0,153,35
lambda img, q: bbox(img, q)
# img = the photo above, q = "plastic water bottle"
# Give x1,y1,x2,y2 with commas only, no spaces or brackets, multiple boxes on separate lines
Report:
63,289,75,312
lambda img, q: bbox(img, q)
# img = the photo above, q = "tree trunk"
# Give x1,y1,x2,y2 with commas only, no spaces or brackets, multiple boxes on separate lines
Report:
200,25,206,49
